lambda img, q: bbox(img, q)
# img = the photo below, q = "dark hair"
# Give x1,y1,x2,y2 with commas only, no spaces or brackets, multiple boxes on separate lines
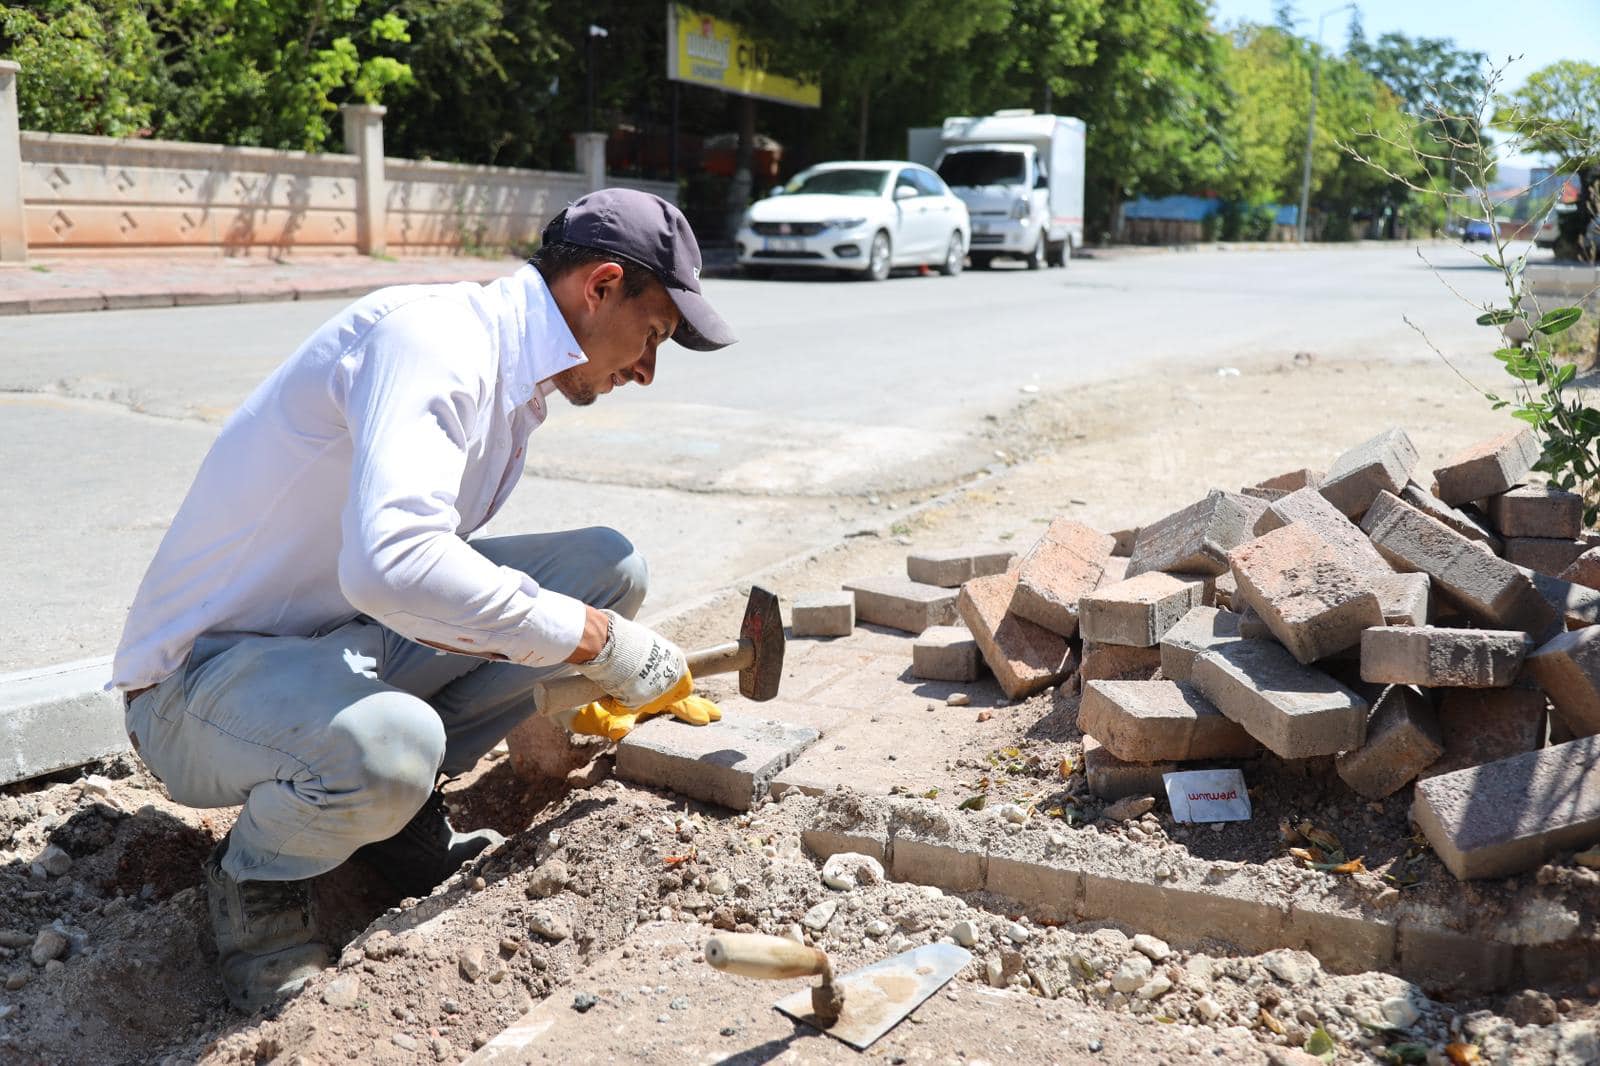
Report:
528,240,657,298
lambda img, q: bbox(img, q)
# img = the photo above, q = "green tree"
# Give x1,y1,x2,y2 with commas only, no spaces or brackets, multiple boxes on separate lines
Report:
0,0,163,136
1494,59,1600,160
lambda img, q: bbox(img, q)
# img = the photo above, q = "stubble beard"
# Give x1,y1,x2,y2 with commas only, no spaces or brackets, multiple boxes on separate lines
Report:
552,366,596,407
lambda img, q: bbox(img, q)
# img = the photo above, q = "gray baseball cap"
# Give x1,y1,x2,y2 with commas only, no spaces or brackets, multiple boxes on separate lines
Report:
542,188,737,352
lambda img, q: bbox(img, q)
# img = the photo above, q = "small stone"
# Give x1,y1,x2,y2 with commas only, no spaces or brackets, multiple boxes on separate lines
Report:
976,710,993,722
458,947,485,982
1111,954,1154,993
707,872,732,897
4,972,26,991
1131,934,1170,962
822,852,884,890
947,693,971,706
35,845,71,878
1102,795,1155,822
525,859,570,899
866,919,891,938
1262,950,1319,987
572,993,599,1013
0,931,32,949
322,974,361,1009
1139,974,1173,1000
30,928,67,966
529,913,571,942
1196,996,1223,1022
985,957,1005,988
998,803,1028,825
80,774,115,797
392,1033,419,1052
42,959,63,975
1379,996,1420,1029
801,900,839,931
1005,922,1031,944
950,920,979,947
670,996,690,1011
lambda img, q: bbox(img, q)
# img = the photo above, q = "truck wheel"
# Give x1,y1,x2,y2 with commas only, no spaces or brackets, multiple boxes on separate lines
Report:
1026,235,1046,270
939,232,964,276
862,231,892,281
1048,239,1070,267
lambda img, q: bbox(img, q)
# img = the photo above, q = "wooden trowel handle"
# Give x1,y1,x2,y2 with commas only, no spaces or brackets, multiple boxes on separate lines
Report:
704,934,833,982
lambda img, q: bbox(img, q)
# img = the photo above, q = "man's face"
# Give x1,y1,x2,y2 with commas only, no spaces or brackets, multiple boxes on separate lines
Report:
553,262,681,407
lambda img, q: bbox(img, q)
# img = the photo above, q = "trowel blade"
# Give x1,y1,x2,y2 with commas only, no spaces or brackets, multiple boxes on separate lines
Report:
772,942,971,1051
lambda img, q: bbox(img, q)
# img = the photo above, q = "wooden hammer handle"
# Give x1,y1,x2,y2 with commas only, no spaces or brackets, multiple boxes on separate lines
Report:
704,934,833,982
536,640,751,716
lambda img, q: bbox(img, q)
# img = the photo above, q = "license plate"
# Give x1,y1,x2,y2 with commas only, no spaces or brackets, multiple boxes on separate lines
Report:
765,237,805,252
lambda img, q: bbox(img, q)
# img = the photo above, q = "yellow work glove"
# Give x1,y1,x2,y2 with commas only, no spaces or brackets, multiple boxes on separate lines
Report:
567,672,723,742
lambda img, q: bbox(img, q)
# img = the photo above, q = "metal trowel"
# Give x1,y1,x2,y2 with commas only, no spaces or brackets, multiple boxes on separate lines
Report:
704,933,971,1051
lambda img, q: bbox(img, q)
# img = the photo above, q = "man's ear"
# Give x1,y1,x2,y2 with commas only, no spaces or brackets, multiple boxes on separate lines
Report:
583,261,625,311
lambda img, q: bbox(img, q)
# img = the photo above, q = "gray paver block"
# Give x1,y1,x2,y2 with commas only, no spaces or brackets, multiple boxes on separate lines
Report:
1229,523,1385,663
1521,565,1600,629
911,625,981,681
1401,482,1503,552
1335,685,1443,798
1359,626,1529,688
790,591,855,637
1079,571,1206,648
1254,485,1393,579
1012,518,1114,636
905,545,1015,588
1127,490,1267,578
1254,468,1324,493
1432,428,1541,506
1561,547,1600,592
1524,625,1600,737
1374,571,1430,626
1486,483,1584,539
1109,527,1138,557
1318,427,1418,517
1410,733,1600,879
1422,686,1548,779
1079,679,1260,763
1079,641,1162,682
957,571,1073,699
1159,606,1246,682
1081,735,1177,800
1361,491,1560,638
615,710,818,812
1503,537,1589,578
1,658,128,786
1191,640,1369,758
841,576,957,634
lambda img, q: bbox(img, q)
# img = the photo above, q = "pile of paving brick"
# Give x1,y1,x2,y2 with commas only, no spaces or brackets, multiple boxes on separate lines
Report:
794,427,1600,884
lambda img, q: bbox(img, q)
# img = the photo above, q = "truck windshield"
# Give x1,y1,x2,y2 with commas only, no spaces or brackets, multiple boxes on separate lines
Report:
785,169,889,197
938,150,1026,187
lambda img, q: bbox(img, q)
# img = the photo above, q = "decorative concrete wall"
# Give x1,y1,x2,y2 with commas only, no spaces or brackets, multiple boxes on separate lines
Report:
0,60,675,259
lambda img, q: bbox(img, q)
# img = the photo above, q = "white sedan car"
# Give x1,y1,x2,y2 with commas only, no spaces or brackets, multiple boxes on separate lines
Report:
736,161,971,280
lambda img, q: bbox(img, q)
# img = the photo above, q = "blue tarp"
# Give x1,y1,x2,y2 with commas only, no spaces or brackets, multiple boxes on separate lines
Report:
1122,196,1299,226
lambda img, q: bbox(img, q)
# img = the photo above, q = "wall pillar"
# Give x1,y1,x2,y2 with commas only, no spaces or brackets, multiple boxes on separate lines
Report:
0,60,27,263
574,131,607,194
340,103,387,256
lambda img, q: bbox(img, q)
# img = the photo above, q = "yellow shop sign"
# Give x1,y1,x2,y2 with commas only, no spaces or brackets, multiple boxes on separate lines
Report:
666,4,821,108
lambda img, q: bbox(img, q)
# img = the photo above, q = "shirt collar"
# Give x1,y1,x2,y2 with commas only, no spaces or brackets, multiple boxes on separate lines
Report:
504,264,586,411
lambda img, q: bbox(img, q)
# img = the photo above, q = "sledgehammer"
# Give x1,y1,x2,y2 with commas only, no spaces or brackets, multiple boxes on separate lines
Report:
534,586,785,719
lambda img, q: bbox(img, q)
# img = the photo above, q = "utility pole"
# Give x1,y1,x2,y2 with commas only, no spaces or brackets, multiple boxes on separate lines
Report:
1296,3,1354,243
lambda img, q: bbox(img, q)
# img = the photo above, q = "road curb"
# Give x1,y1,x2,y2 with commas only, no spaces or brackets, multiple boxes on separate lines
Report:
0,657,127,787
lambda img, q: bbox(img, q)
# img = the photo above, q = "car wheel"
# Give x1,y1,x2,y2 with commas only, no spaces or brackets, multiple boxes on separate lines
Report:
939,232,964,276
863,231,892,281
1026,234,1046,270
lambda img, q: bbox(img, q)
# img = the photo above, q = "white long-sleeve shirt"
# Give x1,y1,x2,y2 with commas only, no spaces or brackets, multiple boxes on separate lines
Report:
112,265,591,691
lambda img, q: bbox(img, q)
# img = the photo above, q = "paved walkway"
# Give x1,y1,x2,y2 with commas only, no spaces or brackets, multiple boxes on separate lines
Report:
0,246,743,315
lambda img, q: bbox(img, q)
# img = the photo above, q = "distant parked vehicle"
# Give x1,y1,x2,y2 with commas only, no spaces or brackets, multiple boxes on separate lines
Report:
1535,205,1573,249
1462,219,1494,243
735,161,971,281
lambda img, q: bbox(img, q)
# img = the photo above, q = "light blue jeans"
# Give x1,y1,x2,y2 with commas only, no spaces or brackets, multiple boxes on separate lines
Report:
124,527,646,883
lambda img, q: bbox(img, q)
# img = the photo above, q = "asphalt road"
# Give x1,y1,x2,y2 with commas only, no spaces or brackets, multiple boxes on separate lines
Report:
1,242,1516,671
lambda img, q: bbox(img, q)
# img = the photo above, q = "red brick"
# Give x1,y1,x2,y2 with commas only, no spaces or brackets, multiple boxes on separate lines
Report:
1079,679,1261,762
1524,626,1600,737
1486,483,1584,539
1191,640,1369,758
1421,686,1548,778
1318,427,1418,517
1127,490,1268,577
1361,491,1560,638
1079,571,1206,647
1335,685,1444,798
1431,428,1541,506
956,571,1073,699
1411,734,1600,879
1254,485,1393,579
1079,641,1162,682
1228,524,1385,664
1012,518,1115,636
1359,626,1529,688
1503,537,1589,577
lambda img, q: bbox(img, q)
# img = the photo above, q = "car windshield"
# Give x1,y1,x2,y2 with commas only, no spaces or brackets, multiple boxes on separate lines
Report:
785,169,888,197
938,150,1026,187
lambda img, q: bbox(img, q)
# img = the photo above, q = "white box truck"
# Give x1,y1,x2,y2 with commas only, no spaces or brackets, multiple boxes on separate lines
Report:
908,110,1086,268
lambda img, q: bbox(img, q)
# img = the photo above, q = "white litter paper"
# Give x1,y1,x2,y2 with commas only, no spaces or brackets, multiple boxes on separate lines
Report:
1163,768,1251,823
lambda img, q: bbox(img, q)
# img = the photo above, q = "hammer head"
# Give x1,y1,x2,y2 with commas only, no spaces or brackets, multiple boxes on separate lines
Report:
738,585,785,701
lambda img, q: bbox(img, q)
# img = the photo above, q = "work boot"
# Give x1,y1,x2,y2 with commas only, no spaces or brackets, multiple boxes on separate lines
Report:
204,837,329,1010
354,789,504,898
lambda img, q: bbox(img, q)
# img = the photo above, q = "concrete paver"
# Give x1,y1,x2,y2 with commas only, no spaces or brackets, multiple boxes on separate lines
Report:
1012,518,1113,636
1561,547,1600,591
1400,482,1502,552
1191,640,1368,758
1486,483,1584,539
1317,427,1417,517
1078,641,1162,682
1502,536,1589,577
1524,625,1600,737
910,625,981,682
1158,606,1245,682
841,576,959,634
1127,490,1265,578
1431,428,1540,506
791,591,855,638
1253,484,1392,578
1228,523,1384,663
905,545,1014,587
1359,626,1529,689
1421,686,1549,779
615,710,820,812
957,571,1073,698
1373,571,1430,626
1079,571,1206,648
1334,685,1443,799
1078,679,1259,763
